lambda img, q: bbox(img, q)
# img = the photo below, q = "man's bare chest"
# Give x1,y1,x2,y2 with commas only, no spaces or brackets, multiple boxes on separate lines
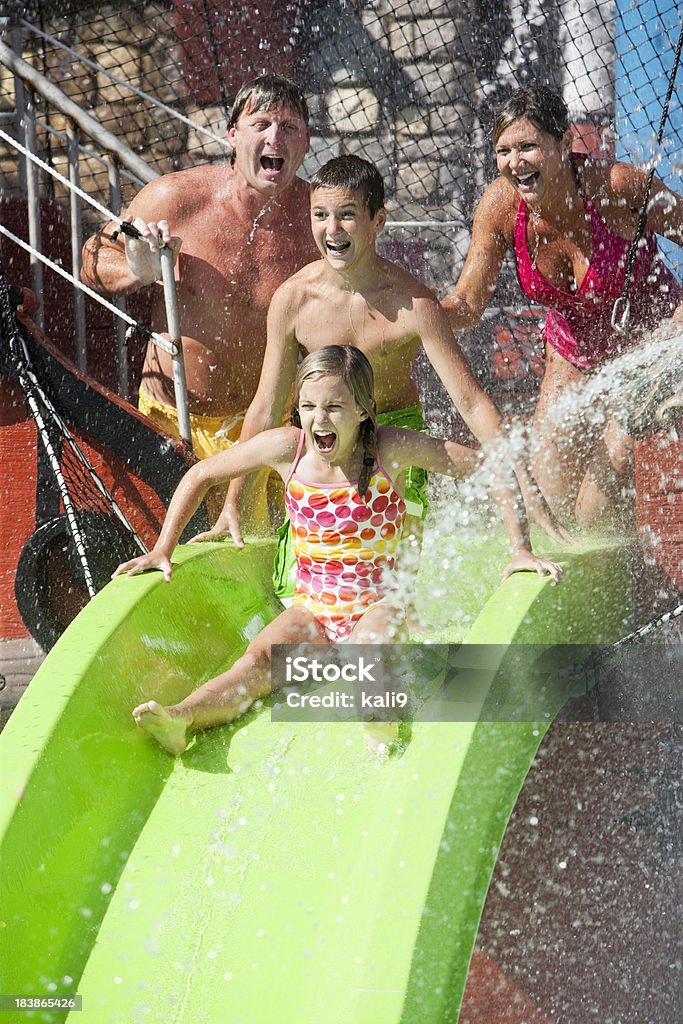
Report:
179,230,310,312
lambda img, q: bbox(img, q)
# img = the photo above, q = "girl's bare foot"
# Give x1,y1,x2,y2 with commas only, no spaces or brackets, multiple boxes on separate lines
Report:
132,701,192,755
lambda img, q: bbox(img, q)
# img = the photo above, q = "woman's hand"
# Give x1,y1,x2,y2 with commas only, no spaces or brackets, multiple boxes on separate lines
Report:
501,549,563,583
112,549,174,582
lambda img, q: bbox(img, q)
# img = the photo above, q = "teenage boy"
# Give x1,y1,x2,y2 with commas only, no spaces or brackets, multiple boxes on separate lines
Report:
200,154,565,588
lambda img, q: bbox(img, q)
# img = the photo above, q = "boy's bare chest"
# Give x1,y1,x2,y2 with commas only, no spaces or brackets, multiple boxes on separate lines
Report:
295,296,416,354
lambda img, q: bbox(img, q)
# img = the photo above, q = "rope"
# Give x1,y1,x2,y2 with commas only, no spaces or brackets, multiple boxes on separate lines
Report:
0,261,96,597
612,595,683,650
612,22,683,334
0,126,136,226
12,330,147,555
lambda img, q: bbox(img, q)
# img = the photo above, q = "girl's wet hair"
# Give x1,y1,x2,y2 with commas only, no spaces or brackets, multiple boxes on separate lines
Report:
310,156,385,218
491,85,570,144
292,345,378,501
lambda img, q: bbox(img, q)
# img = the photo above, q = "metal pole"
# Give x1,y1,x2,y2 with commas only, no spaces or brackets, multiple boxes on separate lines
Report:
23,89,43,328
10,24,27,193
67,121,86,371
107,155,130,400
159,246,191,448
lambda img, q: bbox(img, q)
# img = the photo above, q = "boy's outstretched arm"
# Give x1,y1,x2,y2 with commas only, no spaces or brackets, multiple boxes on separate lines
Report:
113,429,298,580
379,427,562,583
191,282,301,547
417,298,572,547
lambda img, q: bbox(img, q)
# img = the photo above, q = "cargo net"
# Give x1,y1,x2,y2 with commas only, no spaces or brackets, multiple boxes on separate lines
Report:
2,0,682,421
0,262,145,646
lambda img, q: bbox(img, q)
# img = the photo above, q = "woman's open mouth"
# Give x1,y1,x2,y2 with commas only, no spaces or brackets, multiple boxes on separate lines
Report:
514,171,540,191
314,430,336,453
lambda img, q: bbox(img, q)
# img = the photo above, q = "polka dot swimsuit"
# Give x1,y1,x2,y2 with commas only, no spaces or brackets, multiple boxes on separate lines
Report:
285,429,407,643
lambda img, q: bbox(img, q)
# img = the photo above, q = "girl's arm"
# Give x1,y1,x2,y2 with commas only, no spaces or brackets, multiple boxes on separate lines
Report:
113,427,299,580
379,428,563,582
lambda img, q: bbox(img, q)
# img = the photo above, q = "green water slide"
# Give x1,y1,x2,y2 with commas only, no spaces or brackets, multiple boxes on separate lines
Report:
0,534,629,1023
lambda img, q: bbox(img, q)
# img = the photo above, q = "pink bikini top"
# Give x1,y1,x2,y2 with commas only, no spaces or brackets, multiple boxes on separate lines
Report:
514,154,681,371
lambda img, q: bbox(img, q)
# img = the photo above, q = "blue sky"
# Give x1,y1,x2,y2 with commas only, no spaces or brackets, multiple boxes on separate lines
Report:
615,1,683,273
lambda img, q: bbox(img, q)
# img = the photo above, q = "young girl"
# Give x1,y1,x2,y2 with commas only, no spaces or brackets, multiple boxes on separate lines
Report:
115,346,562,754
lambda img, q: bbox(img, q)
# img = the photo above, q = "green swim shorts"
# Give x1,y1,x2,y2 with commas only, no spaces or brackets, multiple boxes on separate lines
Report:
272,403,429,600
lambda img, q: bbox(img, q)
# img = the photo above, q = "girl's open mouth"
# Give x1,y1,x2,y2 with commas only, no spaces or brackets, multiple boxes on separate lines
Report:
314,431,336,452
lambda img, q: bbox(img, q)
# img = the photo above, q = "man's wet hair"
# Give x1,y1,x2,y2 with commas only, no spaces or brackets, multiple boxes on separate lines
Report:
491,85,570,144
310,156,385,218
228,74,309,130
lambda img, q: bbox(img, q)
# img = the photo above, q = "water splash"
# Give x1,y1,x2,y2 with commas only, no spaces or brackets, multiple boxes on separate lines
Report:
402,321,683,634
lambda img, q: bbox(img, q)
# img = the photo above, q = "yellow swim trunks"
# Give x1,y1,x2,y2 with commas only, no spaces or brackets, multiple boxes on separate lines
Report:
138,387,245,460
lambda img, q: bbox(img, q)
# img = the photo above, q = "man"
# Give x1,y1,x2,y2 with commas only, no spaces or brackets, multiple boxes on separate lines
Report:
81,75,318,468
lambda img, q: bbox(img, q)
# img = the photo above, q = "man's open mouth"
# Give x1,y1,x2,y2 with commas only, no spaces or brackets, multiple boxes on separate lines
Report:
314,431,336,452
261,156,285,171
326,239,351,255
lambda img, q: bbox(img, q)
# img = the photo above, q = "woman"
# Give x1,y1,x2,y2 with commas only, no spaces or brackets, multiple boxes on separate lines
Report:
442,85,683,525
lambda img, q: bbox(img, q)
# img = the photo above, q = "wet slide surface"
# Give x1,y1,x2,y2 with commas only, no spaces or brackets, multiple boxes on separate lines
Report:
0,535,630,1023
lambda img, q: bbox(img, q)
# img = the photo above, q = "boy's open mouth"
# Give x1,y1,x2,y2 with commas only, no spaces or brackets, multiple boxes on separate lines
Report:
314,431,336,452
261,156,284,171
326,239,351,255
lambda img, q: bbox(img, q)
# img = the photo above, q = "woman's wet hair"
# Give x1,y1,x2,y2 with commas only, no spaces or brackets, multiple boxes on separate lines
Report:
310,156,385,218
292,345,378,500
491,85,570,143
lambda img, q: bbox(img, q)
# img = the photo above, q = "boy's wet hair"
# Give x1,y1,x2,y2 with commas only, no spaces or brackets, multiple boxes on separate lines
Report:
229,74,309,129
491,85,570,144
292,345,378,500
310,156,385,218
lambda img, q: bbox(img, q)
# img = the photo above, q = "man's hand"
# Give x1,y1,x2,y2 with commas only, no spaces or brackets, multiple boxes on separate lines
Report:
122,216,181,285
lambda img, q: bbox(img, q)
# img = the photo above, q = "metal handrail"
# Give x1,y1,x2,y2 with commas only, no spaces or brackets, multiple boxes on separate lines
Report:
0,30,192,444
0,38,157,185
